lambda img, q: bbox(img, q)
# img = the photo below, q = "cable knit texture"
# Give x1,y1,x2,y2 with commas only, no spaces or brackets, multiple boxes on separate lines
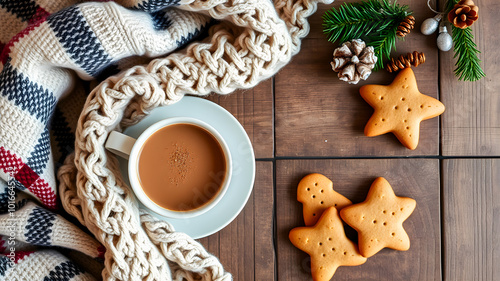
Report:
0,0,333,280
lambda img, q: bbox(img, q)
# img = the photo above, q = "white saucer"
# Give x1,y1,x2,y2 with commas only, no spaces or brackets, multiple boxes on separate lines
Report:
118,96,256,239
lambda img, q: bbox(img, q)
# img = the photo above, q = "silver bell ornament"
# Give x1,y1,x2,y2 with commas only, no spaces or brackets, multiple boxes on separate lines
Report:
421,14,442,35
437,24,453,52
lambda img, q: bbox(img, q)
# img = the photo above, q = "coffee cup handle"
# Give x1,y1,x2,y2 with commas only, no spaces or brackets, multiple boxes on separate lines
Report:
105,131,136,160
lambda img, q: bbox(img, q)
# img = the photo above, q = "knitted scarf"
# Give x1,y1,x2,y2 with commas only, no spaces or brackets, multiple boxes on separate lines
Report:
0,0,332,280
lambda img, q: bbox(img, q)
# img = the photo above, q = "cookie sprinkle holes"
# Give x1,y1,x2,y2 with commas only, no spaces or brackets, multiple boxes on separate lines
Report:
380,96,384,100
320,189,324,193
382,118,386,122
407,108,412,112
420,104,424,109
401,97,406,101
382,210,387,214
322,253,326,257
328,237,332,241
320,201,324,205
306,188,310,191
319,242,323,246
391,233,396,237
394,106,399,110
314,182,318,186
383,222,387,226
406,126,410,130
343,252,347,255
392,212,395,215
312,195,316,198
331,248,335,251
372,220,377,224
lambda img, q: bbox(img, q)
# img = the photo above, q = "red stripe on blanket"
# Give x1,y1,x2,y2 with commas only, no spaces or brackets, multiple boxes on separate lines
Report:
97,245,106,259
15,165,38,188
0,237,6,253
14,251,35,263
29,177,57,209
0,147,57,209
0,8,49,64
0,147,24,175
28,7,50,25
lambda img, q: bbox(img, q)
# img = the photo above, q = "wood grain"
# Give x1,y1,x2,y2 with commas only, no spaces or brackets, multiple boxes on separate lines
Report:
440,0,500,156
198,161,274,280
275,0,440,157
442,159,500,281
276,159,441,281
206,78,273,159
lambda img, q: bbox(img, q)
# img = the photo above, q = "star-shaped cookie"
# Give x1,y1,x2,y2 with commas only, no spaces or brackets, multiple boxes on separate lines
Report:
289,207,367,281
297,173,352,226
360,68,445,150
339,177,416,258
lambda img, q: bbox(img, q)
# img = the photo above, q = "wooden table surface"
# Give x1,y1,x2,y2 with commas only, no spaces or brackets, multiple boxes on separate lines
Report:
198,0,500,280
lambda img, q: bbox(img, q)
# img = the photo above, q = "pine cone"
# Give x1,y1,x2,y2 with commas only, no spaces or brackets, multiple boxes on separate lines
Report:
330,39,377,84
396,15,416,37
448,0,479,29
385,51,426,73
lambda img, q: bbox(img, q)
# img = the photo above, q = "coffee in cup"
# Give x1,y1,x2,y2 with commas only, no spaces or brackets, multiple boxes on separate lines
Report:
138,123,227,211
105,117,232,219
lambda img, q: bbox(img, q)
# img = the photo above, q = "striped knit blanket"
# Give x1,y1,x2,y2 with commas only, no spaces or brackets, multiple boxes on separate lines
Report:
0,0,211,279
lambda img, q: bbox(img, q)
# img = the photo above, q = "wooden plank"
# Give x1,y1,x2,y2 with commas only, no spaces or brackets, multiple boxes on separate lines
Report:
275,0,440,157
198,161,274,280
276,159,441,281
442,159,500,281
440,0,500,156
206,78,273,159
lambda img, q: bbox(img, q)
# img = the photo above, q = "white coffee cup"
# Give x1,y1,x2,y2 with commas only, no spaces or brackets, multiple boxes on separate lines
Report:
105,117,232,219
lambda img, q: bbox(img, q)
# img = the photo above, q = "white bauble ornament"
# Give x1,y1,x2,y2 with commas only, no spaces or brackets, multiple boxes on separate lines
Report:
437,25,453,52
421,14,442,35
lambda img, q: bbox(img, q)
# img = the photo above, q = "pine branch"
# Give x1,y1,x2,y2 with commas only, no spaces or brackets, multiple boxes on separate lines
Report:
322,0,411,71
445,0,485,81
451,26,485,81
367,26,398,71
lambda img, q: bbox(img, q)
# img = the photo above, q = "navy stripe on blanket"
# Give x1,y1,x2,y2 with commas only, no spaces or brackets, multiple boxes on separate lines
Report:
47,6,112,77
0,62,56,124
150,10,172,30
0,255,11,276
135,0,180,12
0,0,38,22
43,261,84,281
25,207,56,246
26,129,50,175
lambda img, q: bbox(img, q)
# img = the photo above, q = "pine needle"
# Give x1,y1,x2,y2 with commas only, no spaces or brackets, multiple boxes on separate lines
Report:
322,0,411,71
446,0,485,81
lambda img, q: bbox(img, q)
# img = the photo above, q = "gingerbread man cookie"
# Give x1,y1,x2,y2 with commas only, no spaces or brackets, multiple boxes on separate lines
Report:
297,173,352,226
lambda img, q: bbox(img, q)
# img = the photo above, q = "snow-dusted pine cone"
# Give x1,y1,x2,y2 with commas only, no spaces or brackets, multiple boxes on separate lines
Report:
330,39,377,84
